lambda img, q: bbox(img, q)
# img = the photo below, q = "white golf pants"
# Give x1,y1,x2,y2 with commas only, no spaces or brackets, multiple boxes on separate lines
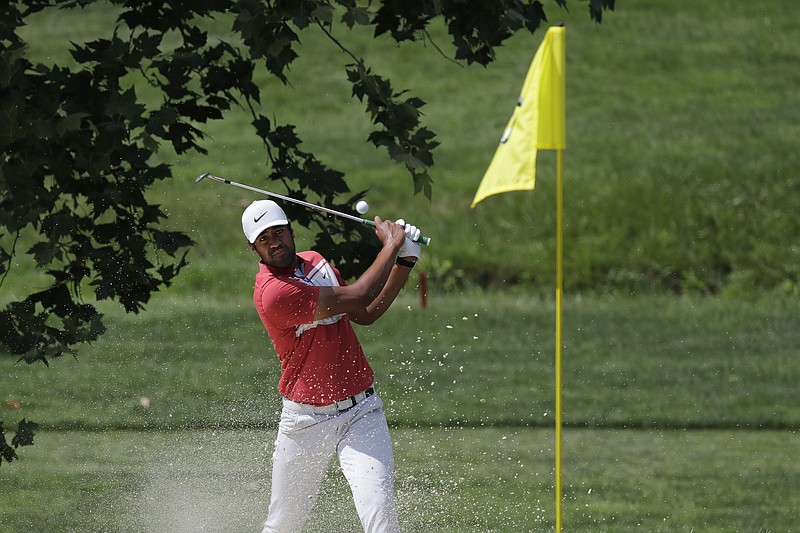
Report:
262,393,400,533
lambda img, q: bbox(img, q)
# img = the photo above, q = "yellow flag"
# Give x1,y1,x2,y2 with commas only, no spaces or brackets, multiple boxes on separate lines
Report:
472,26,565,207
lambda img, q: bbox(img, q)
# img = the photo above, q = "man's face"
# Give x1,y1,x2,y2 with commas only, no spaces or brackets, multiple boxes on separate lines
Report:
250,225,296,269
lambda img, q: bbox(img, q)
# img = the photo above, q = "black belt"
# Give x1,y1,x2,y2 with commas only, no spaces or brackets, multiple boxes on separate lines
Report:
333,387,375,411
283,387,375,415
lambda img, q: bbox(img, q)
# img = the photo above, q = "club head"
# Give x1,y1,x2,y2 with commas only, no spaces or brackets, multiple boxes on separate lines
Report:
195,172,211,183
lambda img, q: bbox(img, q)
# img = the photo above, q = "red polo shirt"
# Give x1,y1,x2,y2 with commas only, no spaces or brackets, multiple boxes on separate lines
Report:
252,251,374,405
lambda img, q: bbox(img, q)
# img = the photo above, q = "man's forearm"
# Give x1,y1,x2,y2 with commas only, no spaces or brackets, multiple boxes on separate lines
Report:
356,263,414,324
314,218,406,322
353,245,402,304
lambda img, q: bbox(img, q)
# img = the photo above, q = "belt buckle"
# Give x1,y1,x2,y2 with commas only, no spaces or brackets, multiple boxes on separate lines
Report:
333,387,373,412
335,396,355,411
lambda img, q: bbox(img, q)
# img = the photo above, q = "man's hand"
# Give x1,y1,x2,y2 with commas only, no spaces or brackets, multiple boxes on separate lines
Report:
395,219,421,261
373,216,405,254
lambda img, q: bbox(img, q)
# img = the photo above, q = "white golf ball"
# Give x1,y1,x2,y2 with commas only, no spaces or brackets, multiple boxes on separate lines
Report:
356,200,369,214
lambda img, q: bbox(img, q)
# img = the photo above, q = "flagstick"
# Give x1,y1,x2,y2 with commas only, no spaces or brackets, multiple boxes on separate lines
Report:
555,148,564,533
467,25,566,529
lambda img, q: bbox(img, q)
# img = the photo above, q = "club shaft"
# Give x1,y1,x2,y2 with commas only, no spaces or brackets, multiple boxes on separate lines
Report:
196,173,431,246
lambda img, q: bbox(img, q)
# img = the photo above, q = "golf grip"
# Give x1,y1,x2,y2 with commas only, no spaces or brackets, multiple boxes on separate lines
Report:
359,219,431,247
195,172,431,246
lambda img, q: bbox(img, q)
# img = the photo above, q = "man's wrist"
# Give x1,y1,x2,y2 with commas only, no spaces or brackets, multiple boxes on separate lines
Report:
395,257,416,268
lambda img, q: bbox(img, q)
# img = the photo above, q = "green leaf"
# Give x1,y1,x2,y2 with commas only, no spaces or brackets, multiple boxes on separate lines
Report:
152,230,194,256
395,152,427,171
341,6,371,28
28,241,61,267
56,113,89,137
310,5,334,25
11,419,39,448
0,424,18,464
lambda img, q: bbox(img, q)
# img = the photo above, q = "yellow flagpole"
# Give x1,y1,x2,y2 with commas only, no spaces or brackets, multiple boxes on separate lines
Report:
555,148,564,532
469,26,566,529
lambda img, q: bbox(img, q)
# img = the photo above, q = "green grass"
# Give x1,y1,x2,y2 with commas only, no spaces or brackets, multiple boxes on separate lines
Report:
2,293,799,530
1,428,797,532
8,0,799,295
3,293,798,431
4,1,800,531
170,0,800,294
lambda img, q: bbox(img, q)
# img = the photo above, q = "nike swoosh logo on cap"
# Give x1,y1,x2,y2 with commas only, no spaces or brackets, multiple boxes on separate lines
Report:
254,211,268,223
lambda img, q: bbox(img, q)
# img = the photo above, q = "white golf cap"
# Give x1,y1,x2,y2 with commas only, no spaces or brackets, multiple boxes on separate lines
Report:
242,200,289,243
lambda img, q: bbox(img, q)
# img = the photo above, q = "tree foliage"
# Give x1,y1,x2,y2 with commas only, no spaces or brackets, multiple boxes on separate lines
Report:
0,419,38,465
0,0,611,458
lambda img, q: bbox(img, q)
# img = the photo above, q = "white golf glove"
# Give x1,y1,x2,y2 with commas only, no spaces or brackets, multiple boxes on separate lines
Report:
395,219,421,260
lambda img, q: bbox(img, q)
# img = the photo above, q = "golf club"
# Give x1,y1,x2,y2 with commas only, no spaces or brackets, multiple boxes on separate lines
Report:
195,172,431,246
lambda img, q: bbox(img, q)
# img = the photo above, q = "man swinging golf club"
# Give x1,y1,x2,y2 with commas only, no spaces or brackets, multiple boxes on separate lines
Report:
242,199,421,533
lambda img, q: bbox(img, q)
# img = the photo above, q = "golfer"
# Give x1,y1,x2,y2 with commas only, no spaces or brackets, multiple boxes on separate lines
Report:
242,199,421,533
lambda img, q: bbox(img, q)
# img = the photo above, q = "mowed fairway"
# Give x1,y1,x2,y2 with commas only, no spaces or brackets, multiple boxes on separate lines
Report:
1,427,798,532
2,294,798,531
